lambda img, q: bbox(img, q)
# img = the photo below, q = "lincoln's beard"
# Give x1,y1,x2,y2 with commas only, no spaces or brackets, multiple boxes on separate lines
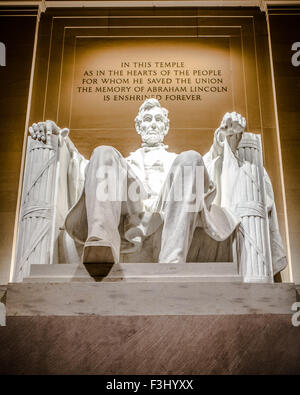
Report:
140,129,165,146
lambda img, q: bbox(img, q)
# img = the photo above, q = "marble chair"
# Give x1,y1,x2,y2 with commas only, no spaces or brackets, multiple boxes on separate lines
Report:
13,132,277,283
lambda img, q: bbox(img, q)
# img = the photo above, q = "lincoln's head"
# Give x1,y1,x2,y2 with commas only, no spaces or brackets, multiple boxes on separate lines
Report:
135,98,170,147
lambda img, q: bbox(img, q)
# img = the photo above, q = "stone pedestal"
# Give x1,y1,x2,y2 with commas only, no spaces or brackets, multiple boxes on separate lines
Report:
5,280,297,316
1,265,299,374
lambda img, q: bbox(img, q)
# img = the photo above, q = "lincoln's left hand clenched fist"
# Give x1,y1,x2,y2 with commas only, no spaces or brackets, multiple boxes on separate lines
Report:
214,112,246,154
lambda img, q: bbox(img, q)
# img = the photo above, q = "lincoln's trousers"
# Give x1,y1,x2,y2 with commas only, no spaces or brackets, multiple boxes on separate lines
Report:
84,146,209,263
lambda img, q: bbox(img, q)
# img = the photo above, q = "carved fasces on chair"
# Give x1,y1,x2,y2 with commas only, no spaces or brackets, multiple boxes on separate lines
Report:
236,133,273,282
13,135,59,282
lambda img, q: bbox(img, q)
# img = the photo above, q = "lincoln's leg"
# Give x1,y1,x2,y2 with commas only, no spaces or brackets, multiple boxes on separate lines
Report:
158,150,209,263
83,145,136,263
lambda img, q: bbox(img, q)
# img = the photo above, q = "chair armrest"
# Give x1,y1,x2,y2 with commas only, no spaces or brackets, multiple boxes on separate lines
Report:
235,132,273,282
13,135,60,281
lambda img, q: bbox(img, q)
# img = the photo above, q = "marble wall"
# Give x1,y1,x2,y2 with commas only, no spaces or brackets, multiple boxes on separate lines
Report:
0,7,37,284
268,6,300,284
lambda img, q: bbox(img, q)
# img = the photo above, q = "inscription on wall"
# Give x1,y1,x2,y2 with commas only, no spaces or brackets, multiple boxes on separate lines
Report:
70,38,235,130
76,61,228,103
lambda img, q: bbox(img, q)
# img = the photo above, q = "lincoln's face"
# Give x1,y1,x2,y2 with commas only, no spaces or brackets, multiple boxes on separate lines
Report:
139,106,167,146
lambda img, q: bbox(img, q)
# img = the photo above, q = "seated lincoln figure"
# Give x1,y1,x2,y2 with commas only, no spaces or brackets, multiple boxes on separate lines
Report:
29,98,287,277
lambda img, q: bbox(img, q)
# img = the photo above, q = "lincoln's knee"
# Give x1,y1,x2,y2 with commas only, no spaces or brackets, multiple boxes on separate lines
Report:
176,150,203,166
91,145,121,164
93,145,116,156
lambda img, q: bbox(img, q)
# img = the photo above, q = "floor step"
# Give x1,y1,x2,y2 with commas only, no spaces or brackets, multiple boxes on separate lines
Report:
24,262,242,283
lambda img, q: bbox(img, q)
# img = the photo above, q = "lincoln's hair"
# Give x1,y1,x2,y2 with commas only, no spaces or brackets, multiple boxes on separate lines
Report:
135,98,170,135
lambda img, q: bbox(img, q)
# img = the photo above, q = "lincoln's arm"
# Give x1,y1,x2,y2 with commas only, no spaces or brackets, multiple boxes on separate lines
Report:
28,120,89,160
29,120,69,145
29,120,88,207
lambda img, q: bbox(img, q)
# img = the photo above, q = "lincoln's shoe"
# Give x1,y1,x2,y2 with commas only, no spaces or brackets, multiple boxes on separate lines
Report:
82,238,116,264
